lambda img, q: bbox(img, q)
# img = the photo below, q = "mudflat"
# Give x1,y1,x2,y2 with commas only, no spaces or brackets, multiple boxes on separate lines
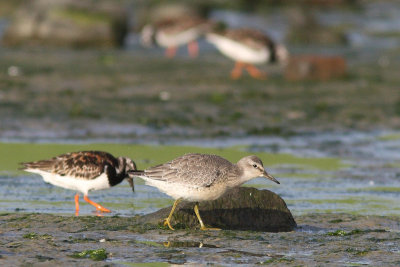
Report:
1,48,400,141
1,213,399,266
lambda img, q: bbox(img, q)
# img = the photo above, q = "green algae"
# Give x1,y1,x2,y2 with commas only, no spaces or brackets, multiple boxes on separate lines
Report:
70,248,107,261
22,232,39,239
328,229,363,236
348,186,400,193
53,8,111,26
328,229,386,236
23,232,53,240
0,142,344,174
378,133,400,141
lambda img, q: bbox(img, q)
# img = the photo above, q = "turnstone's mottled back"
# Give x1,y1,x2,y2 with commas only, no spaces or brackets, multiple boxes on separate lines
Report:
129,153,279,230
21,151,137,215
141,16,213,58
207,28,289,79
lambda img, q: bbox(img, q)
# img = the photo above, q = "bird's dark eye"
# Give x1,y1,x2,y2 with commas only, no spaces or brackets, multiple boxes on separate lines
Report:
253,164,258,168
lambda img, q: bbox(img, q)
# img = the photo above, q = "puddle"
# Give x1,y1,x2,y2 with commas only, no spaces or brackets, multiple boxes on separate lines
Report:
1,130,400,216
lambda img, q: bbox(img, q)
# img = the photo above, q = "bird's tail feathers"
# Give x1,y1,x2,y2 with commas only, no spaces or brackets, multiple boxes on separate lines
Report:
19,160,54,171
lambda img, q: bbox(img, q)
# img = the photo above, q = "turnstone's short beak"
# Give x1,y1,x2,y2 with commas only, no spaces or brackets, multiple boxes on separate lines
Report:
263,170,280,184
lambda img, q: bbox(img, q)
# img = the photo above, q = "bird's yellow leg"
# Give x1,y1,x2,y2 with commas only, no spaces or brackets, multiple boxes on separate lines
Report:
194,203,221,231
163,198,182,230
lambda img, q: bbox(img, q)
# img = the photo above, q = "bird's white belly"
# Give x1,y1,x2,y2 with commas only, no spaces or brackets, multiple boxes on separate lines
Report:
142,178,227,202
156,28,200,47
26,169,110,195
207,34,269,64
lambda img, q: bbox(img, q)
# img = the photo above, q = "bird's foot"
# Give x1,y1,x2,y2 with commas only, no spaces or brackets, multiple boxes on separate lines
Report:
83,195,111,213
163,218,175,230
231,69,243,79
96,206,111,213
246,64,267,80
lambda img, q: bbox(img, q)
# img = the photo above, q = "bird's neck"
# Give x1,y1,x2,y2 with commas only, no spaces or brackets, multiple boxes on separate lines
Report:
227,167,248,188
107,159,127,187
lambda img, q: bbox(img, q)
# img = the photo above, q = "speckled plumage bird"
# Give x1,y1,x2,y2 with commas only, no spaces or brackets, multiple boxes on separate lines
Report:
21,151,137,215
141,16,213,58
207,28,289,79
129,153,279,230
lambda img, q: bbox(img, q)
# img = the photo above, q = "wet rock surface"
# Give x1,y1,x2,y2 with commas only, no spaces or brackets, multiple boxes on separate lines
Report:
140,187,296,232
1,213,399,266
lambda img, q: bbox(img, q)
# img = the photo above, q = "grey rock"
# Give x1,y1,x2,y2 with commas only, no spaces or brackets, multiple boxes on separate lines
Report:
140,187,296,232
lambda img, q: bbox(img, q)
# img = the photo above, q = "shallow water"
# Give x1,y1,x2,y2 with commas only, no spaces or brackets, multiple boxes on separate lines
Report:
1,130,399,217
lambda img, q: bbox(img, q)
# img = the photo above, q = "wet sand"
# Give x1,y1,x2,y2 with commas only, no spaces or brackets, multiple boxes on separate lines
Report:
1,213,399,266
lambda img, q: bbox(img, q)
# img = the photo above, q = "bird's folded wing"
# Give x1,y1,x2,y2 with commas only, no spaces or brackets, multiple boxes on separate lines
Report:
22,152,110,180
141,154,231,188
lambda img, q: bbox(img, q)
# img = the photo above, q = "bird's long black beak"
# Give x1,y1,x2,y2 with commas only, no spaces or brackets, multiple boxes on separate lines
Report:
263,170,280,184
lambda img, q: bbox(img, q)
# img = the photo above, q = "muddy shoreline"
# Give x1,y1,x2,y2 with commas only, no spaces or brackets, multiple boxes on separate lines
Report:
1,48,400,141
1,212,399,266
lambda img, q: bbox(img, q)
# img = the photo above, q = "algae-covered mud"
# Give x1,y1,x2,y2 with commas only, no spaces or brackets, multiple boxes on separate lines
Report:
1,136,400,265
1,213,400,266
1,48,400,142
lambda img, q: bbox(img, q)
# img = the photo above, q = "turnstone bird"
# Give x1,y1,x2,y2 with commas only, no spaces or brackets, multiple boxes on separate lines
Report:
21,151,137,215
129,153,279,230
141,16,212,58
206,28,289,79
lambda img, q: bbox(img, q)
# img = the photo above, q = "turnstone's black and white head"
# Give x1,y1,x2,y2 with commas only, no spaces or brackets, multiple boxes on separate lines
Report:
206,27,289,79
21,151,138,215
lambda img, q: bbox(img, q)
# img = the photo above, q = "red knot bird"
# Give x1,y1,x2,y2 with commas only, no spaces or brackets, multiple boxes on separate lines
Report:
21,151,136,215
129,153,279,230
141,16,213,58
206,27,289,79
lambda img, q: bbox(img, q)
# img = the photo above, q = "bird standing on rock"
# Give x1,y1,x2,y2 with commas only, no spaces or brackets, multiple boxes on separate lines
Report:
129,153,279,230
21,151,137,215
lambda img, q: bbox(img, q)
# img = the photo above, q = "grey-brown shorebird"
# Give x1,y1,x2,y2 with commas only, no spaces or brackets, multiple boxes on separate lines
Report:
129,153,279,230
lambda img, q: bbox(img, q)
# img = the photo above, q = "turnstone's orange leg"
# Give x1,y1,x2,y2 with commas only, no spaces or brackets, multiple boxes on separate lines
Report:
75,193,80,216
231,62,244,79
245,64,267,80
83,195,111,213
165,47,177,58
187,41,199,58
